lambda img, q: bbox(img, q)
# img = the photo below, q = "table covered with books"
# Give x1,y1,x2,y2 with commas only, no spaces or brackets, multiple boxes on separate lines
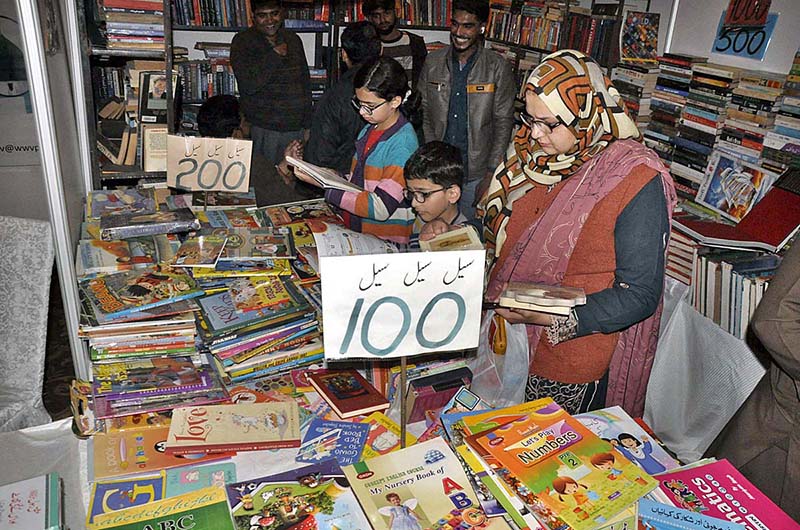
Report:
2,190,796,530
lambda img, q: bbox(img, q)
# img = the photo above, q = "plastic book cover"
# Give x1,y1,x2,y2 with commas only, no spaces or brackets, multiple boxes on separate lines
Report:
193,258,293,278
637,498,745,530
225,459,370,530
197,208,262,229
89,426,233,481
172,234,227,268
87,188,156,220
229,277,293,313
307,369,390,419
89,486,234,530
342,437,511,530
620,11,660,65
296,418,370,466
87,472,165,524
165,402,301,454
0,473,60,530
654,459,798,529
164,462,236,497
472,398,657,530
99,207,201,240
697,154,779,223
260,198,342,227
79,265,203,319
191,188,256,210
76,235,178,276
218,227,296,261
91,356,211,399
575,406,680,475
358,412,417,460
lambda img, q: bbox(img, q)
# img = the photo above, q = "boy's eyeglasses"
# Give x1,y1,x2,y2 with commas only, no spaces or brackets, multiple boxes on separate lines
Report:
403,187,447,203
351,96,388,116
520,111,562,135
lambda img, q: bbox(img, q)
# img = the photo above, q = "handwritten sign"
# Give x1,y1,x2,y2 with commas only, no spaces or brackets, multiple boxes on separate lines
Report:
713,10,777,60
320,250,486,360
167,135,252,193
723,0,770,27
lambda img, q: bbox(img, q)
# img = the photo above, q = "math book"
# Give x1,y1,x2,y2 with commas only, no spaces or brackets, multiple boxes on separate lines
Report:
343,437,511,530
165,402,301,454
472,398,657,530
296,418,370,466
225,459,371,530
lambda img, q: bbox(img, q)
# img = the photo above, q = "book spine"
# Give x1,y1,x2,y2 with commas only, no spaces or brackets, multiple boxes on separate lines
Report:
164,439,300,455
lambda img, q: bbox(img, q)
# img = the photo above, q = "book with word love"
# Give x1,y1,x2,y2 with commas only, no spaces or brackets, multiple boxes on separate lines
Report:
343,437,512,530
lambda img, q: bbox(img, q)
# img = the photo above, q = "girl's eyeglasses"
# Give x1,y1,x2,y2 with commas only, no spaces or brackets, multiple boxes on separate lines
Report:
520,111,562,135
351,96,388,116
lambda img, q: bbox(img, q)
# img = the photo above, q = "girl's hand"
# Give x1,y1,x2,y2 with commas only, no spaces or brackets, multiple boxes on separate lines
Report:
494,307,554,326
419,219,453,241
293,168,322,188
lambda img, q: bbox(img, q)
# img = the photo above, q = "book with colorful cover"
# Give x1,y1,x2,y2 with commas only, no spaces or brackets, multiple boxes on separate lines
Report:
575,406,681,475
172,234,227,268
343,437,512,530
307,369,390,419
637,498,745,530
654,459,798,529
91,356,211,399
76,235,179,277
286,221,315,247
79,265,204,319
99,207,201,241
620,11,660,65
225,459,371,530
89,426,234,481
197,208,262,229
471,398,657,530
358,412,417,460
165,402,301,454
260,198,341,226
0,473,61,530
697,154,779,223
87,188,156,220
87,472,166,524
218,227,296,261
191,188,256,210
89,486,234,529
228,276,293,313
164,462,236,497
296,418,370,466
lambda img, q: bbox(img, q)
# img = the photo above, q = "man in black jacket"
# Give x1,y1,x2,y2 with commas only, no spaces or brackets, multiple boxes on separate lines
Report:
303,22,382,173
363,0,427,88
230,0,312,165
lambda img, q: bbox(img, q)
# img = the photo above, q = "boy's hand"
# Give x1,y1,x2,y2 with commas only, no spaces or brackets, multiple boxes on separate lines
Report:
419,219,453,241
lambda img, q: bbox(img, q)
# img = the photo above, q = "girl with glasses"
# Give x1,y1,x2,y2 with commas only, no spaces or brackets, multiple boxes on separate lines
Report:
293,56,419,244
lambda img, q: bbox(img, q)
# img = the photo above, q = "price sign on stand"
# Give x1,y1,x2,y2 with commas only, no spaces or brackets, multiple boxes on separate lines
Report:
320,250,486,360
712,10,778,60
166,135,252,193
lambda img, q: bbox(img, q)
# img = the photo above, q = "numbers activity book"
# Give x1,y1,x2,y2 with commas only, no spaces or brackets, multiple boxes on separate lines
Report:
296,418,370,466
471,398,657,530
225,459,371,530
342,437,511,530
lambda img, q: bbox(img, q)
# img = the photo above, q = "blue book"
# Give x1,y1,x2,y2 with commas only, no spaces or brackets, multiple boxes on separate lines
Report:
296,418,370,466
87,472,166,524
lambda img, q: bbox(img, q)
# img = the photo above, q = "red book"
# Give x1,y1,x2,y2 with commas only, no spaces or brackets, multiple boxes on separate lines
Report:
673,186,800,253
102,0,164,11
307,369,389,419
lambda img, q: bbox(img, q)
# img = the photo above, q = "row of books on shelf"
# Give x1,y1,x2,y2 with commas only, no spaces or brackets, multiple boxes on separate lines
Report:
172,0,329,29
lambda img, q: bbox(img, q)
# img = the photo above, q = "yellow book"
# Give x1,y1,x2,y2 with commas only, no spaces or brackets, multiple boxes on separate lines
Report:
359,412,417,459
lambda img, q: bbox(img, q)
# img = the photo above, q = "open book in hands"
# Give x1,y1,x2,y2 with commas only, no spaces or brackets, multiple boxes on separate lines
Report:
286,156,364,194
491,281,587,315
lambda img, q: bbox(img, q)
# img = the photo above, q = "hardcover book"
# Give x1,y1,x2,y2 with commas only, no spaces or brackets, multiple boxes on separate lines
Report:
342,437,511,530
89,486,234,530
495,281,586,315
164,462,236,497
165,402,301,454
89,426,233,481
697,154,779,223
0,473,61,530
99,207,200,241
79,265,203,319
620,11,660,65
87,472,165,524
307,369,390,419
296,418,371,466
225,459,371,530
654,459,798,529
471,398,657,530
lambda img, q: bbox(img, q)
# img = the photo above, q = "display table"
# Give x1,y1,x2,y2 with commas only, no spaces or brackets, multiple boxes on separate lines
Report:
645,277,766,463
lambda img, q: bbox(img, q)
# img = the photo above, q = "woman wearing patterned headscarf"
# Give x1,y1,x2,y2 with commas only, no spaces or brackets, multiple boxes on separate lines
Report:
422,50,677,416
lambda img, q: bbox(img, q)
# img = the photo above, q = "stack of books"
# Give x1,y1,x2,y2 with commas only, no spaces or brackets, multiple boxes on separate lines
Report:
611,63,659,128
98,0,165,51
763,49,800,171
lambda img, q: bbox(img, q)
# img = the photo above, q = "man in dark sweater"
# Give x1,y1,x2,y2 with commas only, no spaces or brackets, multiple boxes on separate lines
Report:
303,21,382,173
363,0,427,88
230,0,312,166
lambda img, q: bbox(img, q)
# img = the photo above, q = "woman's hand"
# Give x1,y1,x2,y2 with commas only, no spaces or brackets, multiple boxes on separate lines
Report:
494,307,554,326
419,219,453,241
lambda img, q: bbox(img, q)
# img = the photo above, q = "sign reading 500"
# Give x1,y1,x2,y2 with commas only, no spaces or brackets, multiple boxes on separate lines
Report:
320,250,485,360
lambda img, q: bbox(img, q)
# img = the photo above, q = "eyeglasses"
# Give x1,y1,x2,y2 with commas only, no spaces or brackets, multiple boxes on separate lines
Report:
520,111,562,135
351,96,388,116
403,187,447,203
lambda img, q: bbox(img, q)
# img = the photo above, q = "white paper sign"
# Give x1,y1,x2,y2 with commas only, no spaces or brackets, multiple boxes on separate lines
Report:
167,135,252,193
321,249,486,360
